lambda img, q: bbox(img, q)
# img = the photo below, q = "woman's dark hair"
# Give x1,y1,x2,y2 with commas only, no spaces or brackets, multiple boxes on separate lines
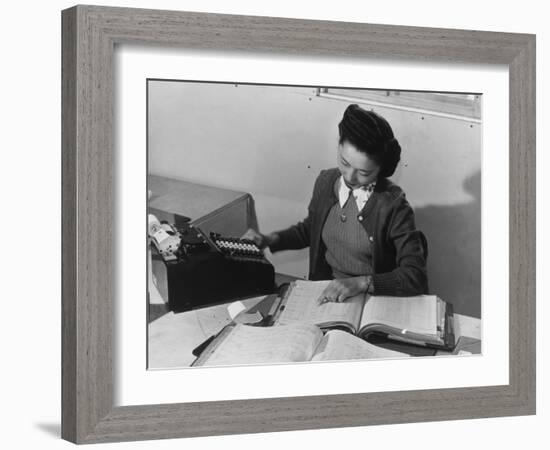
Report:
338,104,401,178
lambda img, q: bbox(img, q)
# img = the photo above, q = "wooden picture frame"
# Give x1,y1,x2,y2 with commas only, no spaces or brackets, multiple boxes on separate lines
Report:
61,5,536,444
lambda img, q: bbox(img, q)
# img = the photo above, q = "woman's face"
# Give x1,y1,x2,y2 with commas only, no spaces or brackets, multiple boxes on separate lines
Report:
337,141,380,189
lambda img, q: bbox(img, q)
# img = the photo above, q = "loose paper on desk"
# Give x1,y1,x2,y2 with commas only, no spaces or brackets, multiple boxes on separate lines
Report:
228,301,246,320
228,301,263,325
201,323,322,366
312,330,409,362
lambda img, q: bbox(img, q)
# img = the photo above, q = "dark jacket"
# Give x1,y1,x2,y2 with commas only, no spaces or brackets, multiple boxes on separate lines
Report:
269,168,429,296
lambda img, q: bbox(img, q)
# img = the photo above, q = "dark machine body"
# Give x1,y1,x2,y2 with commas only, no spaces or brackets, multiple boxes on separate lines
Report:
150,222,275,312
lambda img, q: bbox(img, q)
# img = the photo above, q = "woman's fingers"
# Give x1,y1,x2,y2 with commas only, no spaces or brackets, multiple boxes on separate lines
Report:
319,281,349,303
318,288,329,304
241,229,263,247
240,228,256,240
319,285,335,304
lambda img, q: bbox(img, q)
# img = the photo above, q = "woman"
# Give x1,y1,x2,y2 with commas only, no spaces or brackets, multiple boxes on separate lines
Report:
243,104,428,303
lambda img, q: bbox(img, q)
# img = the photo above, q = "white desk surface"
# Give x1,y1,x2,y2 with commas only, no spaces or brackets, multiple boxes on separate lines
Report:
148,296,481,369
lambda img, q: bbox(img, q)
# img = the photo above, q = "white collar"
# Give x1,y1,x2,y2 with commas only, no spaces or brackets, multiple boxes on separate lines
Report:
337,176,376,211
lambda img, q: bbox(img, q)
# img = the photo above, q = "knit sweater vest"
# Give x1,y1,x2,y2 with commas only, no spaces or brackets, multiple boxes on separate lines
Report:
321,192,373,278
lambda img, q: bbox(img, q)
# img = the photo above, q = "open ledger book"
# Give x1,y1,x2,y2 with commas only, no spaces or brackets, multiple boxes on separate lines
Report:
192,323,409,367
271,280,454,350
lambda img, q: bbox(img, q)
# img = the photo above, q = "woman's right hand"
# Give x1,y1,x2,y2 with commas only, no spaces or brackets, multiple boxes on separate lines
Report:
241,229,278,249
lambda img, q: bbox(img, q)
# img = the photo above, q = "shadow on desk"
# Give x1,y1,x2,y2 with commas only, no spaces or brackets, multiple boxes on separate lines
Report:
148,303,170,323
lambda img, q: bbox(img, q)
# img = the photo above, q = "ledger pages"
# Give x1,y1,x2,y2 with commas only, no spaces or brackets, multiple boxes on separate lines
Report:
359,295,439,341
312,329,409,362
274,280,365,333
196,323,323,367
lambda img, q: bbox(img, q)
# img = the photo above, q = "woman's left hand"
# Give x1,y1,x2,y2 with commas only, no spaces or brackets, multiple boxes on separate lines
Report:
319,276,369,304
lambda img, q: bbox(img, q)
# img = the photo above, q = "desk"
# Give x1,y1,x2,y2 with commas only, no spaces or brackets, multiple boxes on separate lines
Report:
146,175,481,367
148,296,481,369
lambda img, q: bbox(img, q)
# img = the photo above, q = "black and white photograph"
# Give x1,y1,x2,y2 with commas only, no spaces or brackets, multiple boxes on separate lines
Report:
3,0,545,447
146,80,482,368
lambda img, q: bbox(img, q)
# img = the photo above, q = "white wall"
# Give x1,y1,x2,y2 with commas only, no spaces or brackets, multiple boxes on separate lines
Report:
149,81,482,317
2,1,547,450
